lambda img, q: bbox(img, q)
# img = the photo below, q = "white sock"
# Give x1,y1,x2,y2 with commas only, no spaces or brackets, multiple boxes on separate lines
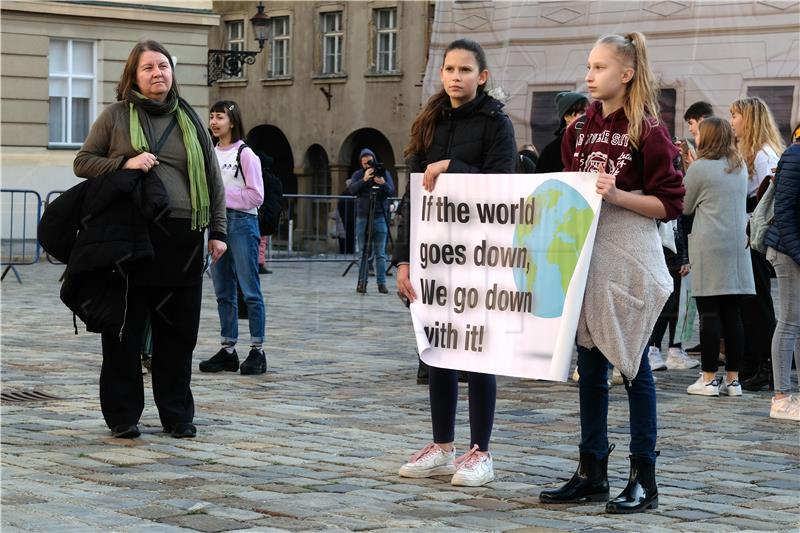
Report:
223,344,235,354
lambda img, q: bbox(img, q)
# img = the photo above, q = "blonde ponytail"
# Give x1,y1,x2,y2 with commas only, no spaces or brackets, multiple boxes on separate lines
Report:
596,32,660,149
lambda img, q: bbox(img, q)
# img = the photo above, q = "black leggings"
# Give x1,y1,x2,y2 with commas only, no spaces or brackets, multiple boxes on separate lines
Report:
429,366,496,452
650,269,682,348
695,295,744,373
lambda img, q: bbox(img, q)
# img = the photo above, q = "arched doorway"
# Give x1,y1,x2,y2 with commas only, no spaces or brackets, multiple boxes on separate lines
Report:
303,144,330,196
246,125,296,194
338,128,396,188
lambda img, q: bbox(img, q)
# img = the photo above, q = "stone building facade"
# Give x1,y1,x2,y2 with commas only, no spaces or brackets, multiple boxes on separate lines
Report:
209,1,435,199
1,0,219,198
424,1,800,152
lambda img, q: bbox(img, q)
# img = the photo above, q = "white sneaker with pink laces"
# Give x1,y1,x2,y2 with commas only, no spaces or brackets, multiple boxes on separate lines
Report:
770,395,800,421
451,445,494,487
398,443,456,478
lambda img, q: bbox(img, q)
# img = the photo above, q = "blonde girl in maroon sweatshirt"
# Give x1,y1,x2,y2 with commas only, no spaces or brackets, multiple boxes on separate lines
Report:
538,32,684,514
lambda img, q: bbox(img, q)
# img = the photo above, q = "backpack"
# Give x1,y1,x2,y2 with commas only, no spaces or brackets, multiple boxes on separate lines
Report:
235,143,283,236
749,180,775,253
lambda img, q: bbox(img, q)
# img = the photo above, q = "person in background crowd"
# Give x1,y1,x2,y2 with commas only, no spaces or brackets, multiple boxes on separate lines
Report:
682,117,754,397
536,92,590,174
200,100,267,376
676,101,714,170
730,97,785,391
764,124,800,420
517,143,539,173
347,148,395,294
646,214,697,371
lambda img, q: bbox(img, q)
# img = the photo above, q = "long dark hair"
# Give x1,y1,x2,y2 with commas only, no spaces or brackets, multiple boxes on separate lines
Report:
404,39,488,160
210,100,245,143
116,40,179,102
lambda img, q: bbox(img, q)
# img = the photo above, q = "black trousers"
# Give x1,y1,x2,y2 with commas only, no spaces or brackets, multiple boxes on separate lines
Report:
100,282,202,429
696,295,745,373
650,268,682,348
741,250,776,370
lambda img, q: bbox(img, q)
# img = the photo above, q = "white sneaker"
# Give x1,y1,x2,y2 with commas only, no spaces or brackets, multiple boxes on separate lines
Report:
666,347,700,370
648,347,667,371
399,443,456,478
687,374,719,396
770,396,800,421
719,378,742,397
572,367,580,382
450,445,494,487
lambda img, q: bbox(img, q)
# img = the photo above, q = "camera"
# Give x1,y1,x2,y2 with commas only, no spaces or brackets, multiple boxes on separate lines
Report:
366,159,386,179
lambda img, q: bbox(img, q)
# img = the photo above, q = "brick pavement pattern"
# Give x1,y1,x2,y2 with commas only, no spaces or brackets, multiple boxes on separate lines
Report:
2,262,798,532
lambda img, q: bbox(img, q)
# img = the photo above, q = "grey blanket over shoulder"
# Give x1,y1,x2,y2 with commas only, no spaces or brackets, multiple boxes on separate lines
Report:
576,201,673,379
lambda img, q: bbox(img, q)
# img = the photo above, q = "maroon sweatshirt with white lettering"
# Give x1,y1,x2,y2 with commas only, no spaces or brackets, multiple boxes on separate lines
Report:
561,100,685,220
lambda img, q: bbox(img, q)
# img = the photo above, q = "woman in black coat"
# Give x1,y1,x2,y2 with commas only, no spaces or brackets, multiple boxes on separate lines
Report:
392,39,515,488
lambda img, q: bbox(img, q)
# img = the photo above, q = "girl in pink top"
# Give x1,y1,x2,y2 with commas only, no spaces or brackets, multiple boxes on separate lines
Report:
200,101,267,376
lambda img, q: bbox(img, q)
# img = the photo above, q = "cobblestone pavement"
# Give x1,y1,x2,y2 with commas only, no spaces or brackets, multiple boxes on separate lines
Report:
2,262,798,533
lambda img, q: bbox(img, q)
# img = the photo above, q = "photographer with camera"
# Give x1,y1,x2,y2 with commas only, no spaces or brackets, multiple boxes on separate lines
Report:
347,148,395,293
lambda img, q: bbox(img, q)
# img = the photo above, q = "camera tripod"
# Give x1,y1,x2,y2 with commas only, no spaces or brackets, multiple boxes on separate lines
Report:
341,187,391,292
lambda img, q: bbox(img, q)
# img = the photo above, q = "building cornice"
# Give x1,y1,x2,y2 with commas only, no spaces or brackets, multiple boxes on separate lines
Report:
431,12,799,48
1,0,219,26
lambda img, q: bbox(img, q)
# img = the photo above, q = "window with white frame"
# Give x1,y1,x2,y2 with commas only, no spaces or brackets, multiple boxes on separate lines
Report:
49,39,95,146
268,16,291,78
226,20,244,52
321,11,343,75
225,20,245,78
374,8,397,73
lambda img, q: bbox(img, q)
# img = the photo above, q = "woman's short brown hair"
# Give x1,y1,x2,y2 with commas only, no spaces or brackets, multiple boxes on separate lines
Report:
116,40,179,101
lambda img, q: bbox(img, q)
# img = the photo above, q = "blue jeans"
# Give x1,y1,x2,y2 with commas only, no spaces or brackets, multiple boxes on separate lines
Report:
577,345,658,463
356,215,388,285
211,210,265,345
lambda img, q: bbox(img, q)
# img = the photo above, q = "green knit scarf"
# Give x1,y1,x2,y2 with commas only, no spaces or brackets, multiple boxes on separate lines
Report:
129,91,210,229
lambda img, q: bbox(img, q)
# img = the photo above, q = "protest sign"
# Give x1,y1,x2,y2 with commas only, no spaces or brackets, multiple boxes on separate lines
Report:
408,172,601,381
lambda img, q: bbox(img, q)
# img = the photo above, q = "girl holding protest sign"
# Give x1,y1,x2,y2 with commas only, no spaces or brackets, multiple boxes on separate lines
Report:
538,33,684,513
393,38,516,487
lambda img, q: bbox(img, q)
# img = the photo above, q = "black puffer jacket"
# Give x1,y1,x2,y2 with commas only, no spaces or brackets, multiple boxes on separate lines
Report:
536,129,565,174
764,142,800,265
38,169,170,333
392,92,516,264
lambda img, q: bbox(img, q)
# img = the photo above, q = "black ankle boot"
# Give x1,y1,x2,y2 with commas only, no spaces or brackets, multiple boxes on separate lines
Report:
605,454,659,514
416,355,429,385
539,445,614,503
741,362,772,391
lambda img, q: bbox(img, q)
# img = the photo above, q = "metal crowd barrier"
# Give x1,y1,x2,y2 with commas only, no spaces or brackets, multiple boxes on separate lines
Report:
0,189,42,283
0,190,401,282
266,193,401,264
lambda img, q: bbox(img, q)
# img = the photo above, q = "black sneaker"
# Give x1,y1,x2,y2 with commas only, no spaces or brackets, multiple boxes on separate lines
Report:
240,349,267,375
356,282,367,294
199,348,239,372
111,424,140,439
165,422,196,439
378,284,389,294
